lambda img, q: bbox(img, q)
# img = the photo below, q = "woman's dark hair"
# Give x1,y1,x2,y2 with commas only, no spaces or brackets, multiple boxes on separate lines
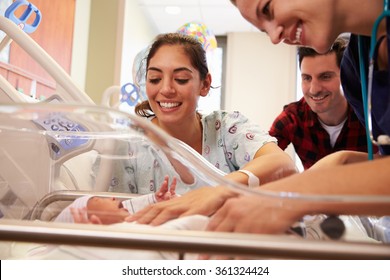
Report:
298,37,348,69
134,33,209,118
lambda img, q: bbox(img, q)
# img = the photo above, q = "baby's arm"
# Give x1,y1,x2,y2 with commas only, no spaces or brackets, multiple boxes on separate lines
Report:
69,176,177,224
122,175,177,216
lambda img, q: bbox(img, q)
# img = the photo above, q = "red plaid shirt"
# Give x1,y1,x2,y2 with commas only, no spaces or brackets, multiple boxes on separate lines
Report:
269,98,376,169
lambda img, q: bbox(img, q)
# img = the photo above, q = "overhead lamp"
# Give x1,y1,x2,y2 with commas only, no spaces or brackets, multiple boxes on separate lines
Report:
165,6,181,15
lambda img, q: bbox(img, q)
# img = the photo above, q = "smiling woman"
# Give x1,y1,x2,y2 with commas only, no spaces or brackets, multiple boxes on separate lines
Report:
130,32,297,192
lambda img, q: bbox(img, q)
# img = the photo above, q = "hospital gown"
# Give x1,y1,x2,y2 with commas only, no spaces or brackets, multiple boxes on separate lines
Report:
201,110,277,173
107,110,276,195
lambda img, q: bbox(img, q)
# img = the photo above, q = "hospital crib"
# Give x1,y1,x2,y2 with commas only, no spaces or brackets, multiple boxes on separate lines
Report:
0,103,389,260
0,13,390,260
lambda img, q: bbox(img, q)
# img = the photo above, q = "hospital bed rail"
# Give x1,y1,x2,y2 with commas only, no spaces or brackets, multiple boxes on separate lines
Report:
21,189,390,260
0,219,389,260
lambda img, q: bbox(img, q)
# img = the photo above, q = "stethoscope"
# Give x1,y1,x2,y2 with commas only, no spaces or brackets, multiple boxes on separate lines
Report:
358,0,390,160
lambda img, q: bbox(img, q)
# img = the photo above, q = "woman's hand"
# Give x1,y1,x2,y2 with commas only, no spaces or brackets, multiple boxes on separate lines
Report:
206,194,305,234
127,186,239,225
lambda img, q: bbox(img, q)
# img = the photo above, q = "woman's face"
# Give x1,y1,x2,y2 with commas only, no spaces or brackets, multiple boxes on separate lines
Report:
235,0,339,53
146,45,210,126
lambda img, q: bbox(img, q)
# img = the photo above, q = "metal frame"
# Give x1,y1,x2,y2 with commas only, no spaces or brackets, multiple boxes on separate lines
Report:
0,219,389,259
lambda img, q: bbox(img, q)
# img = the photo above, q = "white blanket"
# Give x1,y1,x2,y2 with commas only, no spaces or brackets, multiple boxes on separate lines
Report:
5,215,209,260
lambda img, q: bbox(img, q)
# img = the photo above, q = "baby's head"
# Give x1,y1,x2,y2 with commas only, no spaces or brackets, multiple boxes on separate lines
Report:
55,196,130,225
55,195,92,223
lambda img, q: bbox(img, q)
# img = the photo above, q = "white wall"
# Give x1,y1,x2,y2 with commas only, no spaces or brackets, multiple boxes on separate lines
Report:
224,32,298,163
70,0,156,103
225,32,297,130
120,1,157,86
70,0,91,91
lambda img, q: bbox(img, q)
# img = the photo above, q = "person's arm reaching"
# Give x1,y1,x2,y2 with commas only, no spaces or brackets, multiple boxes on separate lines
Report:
207,156,390,234
225,142,297,186
126,186,238,225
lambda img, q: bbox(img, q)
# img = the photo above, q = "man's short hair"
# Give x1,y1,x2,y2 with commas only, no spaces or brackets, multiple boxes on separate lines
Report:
298,37,348,69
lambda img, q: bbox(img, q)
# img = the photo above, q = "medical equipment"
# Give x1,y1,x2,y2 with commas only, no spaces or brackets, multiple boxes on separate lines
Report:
367,2,390,145
120,82,141,106
5,0,41,33
0,216,389,260
0,15,93,104
0,0,41,52
358,0,390,160
101,45,149,112
356,2,390,242
101,82,141,112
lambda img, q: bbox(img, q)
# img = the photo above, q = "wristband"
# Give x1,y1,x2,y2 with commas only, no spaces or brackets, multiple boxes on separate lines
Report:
237,169,260,187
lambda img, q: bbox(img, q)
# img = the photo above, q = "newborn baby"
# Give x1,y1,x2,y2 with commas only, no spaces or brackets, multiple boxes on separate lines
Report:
55,175,177,225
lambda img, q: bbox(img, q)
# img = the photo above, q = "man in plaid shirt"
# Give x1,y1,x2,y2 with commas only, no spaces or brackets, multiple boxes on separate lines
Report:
269,37,376,170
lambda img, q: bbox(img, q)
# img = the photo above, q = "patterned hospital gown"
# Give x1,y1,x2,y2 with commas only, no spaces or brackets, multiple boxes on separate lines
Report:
108,110,276,195
201,110,276,173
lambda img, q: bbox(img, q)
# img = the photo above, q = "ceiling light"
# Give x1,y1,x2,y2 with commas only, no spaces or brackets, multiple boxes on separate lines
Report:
165,6,181,15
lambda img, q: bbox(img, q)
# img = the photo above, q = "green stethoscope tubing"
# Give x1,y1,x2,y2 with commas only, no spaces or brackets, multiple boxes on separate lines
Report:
357,0,389,160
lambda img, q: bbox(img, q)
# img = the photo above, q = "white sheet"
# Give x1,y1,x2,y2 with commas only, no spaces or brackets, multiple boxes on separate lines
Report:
5,215,209,260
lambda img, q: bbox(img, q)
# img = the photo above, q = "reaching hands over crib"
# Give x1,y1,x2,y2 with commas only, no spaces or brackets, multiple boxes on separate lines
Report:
126,186,239,225
206,194,305,235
